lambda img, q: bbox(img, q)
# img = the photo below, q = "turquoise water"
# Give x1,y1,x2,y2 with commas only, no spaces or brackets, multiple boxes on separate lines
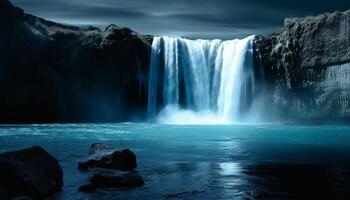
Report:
1,124,350,199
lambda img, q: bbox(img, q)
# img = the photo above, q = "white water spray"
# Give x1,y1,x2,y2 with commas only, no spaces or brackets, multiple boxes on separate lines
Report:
147,36,259,124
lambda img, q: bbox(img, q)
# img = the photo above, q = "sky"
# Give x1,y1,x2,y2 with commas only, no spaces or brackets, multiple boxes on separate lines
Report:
11,0,350,39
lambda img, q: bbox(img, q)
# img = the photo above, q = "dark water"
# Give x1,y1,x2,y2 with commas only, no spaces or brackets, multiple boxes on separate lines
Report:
1,123,350,199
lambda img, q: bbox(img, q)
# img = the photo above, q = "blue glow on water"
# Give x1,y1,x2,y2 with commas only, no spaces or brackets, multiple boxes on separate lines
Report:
1,124,350,199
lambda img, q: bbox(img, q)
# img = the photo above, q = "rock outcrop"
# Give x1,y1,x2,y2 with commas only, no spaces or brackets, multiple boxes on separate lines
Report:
0,0,152,123
255,9,350,122
0,146,63,199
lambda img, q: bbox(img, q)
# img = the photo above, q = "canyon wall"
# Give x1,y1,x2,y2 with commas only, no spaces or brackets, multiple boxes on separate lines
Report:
255,9,350,122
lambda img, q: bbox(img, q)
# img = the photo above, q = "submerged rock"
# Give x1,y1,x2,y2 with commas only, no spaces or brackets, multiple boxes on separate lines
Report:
78,143,137,171
78,172,144,192
0,146,63,199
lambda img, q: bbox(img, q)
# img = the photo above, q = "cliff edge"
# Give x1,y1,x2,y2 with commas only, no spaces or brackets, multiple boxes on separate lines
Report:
255,9,350,121
0,0,152,123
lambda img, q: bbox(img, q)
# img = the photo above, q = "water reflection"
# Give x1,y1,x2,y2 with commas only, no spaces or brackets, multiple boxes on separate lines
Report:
219,162,241,176
241,164,350,199
2,124,350,199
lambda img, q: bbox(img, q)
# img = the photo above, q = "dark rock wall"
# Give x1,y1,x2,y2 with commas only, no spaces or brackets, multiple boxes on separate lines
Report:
256,9,350,122
0,0,152,123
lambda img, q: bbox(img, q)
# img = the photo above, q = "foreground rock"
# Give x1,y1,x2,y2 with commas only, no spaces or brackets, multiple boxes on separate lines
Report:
0,146,63,199
79,172,144,192
78,143,144,192
78,143,137,171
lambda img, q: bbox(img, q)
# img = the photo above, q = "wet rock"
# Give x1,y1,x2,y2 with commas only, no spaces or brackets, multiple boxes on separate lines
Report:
78,172,144,192
77,184,96,193
78,144,137,171
0,146,63,199
114,171,144,187
78,144,144,193
89,143,113,155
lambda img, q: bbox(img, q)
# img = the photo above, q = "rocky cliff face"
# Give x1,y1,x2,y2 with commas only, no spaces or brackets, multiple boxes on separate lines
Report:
1,0,349,123
0,0,152,123
255,9,350,122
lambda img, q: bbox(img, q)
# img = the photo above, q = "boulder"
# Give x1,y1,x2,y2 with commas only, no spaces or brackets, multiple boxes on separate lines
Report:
0,146,63,199
114,171,144,187
78,144,137,171
78,144,144,193
77,184,96,193
78,172,144,192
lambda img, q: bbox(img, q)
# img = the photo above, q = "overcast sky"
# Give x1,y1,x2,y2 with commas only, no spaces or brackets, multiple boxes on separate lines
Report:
11,0,350,39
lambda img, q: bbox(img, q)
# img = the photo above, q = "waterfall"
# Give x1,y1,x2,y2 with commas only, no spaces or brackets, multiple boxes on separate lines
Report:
147,35,259,124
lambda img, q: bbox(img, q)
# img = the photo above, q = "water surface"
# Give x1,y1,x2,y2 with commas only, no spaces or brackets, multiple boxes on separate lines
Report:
1,123,350,199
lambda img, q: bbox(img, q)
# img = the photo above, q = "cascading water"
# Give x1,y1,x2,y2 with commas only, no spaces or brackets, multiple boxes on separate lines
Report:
147,35,261,124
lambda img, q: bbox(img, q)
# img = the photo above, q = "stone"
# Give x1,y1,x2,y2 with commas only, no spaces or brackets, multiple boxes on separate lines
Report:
77,184,96,193
89,143,113,155
0,146,63,199
116,172,145,188
78,144,137,171
78,172,144,192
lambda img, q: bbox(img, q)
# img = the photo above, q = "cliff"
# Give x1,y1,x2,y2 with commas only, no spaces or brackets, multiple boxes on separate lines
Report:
255,9,350,122
0,0,152,123
1,0,349,123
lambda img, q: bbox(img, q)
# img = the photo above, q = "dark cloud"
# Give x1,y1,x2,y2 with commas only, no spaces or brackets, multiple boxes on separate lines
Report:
11,0,350,39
